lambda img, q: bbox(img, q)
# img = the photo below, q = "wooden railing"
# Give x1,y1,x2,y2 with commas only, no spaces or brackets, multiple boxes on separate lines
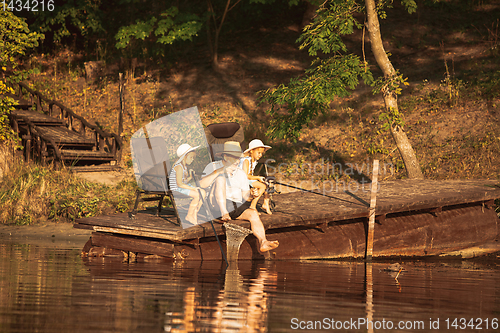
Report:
21,117,63,164
10,81,122,163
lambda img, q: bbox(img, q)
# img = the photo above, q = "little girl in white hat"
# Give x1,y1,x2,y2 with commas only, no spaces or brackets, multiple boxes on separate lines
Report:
239,139,273,214
169,143,206,225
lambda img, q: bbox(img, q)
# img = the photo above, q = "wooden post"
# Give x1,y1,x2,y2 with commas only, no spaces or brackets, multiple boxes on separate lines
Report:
365,159,379,260
117,73,124,162
118,73,124,138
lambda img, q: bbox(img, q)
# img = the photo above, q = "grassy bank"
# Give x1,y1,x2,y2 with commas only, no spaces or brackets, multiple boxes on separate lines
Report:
0,161,138,225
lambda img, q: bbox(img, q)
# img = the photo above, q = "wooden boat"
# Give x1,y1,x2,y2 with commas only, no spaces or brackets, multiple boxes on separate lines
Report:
74,179,500,260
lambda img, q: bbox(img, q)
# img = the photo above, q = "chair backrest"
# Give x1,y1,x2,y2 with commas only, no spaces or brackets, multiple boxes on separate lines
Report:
130,136,171,192
204,122,245,160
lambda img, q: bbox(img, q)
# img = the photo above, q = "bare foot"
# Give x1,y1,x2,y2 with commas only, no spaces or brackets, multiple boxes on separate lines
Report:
220,213,231,221
262,205,273,215
259,240,279,252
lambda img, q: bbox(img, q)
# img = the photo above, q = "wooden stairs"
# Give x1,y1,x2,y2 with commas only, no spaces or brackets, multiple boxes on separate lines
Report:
6,81,122,171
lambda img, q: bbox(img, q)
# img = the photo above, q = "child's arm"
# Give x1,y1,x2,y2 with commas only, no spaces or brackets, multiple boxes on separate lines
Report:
241,159,250,177
242,160,265,182
248,174,265,182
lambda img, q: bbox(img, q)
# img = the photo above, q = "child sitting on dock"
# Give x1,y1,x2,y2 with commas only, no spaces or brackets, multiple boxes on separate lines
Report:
239,139,273,215
169,143,206,226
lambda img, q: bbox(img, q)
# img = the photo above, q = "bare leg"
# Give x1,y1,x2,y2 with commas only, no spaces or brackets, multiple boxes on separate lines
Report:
236,208,279,252
261,192,272,215
214,176,231,221
249,181,265,210
196,188,206,210
185,190,200,225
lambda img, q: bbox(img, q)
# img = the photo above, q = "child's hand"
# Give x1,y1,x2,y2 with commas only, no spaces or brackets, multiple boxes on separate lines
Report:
258,176,266,183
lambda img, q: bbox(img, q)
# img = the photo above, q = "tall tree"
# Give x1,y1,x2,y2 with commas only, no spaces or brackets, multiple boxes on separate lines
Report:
0,10,43,142
365,0,422,178
259,0,424,179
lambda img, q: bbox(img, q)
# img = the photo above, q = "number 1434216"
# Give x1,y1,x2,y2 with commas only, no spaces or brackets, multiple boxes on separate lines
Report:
2,0,54,12
445,318,498,330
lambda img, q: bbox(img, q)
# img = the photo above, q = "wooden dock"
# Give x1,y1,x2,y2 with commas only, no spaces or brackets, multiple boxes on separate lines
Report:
74,179,500,260
5,80,122,170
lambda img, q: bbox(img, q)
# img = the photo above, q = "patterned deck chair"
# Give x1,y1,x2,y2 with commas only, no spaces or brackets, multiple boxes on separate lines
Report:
129,136,189,224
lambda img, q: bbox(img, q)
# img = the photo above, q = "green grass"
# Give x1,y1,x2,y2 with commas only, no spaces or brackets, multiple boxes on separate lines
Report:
0,162,139,225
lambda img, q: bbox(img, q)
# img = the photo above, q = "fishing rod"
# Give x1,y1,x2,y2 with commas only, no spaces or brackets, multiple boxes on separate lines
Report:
263,161,367,207
264,177,362,206
189,169,229,268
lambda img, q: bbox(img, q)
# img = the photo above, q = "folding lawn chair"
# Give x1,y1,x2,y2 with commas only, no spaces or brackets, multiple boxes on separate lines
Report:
129,136,190,224
204,122,245,160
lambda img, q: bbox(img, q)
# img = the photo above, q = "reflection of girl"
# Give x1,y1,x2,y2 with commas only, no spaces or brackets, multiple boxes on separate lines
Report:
169,144,206,225
239,139,272,214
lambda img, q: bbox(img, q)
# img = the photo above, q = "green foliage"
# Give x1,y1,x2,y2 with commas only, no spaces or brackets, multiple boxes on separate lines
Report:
0,81,15,142
401,0,418,14
259,0,373,141
115,16,157,48
260,54,373,140
298,0,363,56
372,70,410,130
379,107,405,132
30,0,103,43
376,0,417,19
0,10,43,143
0,10,43,68
115,7,202,49
372,70,409,96
259,0,420,141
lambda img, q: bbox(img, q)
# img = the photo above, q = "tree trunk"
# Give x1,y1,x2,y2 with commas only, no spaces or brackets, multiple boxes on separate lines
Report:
207,0,234,70
206,1,216,68
365,0,424,179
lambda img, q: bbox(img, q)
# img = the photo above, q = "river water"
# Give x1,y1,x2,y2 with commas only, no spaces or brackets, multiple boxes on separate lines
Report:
0,241,499,332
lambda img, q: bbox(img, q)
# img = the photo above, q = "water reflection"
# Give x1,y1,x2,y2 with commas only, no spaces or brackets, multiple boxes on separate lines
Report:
1,243,500,332
365,262,374,333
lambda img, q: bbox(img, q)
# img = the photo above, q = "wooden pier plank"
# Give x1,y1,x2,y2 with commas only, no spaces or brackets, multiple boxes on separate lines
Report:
75,179,500,243
91,232,174,257
75,212,180,235
11,109,64,125
60,149,115,159
36,126,95,145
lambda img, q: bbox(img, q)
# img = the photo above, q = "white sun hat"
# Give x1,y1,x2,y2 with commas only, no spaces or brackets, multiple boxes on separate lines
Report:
243,139,271,154
175,143,199,165
215,141,244,158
